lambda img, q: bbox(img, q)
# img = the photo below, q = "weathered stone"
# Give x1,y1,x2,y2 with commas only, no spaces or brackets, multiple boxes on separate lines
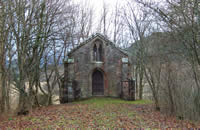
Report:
62,33,135,101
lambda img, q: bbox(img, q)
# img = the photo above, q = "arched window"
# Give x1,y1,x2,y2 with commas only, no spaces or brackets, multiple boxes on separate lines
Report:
93,44,97,61
98,44,103,61
93,40,103,62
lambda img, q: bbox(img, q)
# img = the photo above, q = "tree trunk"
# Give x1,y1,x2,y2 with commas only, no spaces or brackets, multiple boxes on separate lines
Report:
0,42,6,113
135,67,139,99
139,65,144,100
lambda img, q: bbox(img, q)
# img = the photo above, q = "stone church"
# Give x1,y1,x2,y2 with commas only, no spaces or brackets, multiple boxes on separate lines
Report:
61,33,134,102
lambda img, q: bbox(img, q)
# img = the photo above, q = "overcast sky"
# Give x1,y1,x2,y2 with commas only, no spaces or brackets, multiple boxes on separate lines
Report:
75,0,128,16
87,0,127,8
74,0,129,34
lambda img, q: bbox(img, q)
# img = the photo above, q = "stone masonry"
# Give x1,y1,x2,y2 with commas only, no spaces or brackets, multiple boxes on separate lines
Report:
61,33,134,101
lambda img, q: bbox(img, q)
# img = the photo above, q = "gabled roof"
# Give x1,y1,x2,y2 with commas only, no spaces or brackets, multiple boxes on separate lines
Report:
68,33,128,56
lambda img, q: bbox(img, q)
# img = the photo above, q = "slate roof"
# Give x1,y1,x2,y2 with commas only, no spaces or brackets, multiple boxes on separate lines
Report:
68,33,128,56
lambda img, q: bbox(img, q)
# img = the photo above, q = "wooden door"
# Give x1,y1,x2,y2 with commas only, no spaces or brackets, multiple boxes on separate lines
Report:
92,70,104,95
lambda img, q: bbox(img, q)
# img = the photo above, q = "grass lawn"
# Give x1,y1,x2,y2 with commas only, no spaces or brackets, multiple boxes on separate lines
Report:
0,97,199,129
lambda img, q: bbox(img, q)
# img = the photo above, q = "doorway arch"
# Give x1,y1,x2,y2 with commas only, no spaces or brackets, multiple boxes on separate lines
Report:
92,69,104,95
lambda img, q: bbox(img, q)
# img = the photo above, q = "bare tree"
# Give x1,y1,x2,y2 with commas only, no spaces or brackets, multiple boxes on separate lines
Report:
2,0,64,113
0,0,14,113
40,41,64,105
124,1,152,99
97,1,112,36
0,1,7,113
111,1,129,47
134,0,200,120
135,0,200,88
78,1,94,42
39,0,95,105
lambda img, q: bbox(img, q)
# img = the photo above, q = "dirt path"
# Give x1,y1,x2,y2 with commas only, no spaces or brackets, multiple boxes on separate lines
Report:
0,98,199,129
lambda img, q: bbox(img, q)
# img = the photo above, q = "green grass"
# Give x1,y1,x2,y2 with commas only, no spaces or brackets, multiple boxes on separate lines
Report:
73,97,152,106
1,97,196,129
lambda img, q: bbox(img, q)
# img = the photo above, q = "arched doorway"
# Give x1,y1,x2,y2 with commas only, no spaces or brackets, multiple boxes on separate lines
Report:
92,69,104,95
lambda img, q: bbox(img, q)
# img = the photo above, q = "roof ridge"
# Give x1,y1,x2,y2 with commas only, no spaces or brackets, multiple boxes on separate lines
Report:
67,33,128,56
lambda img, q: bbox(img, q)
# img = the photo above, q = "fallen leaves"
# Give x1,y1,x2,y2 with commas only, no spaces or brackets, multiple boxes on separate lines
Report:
0,98,199,129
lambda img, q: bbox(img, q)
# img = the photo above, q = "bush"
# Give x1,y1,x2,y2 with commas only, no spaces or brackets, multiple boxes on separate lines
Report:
37,94,49,106
159,62,200,121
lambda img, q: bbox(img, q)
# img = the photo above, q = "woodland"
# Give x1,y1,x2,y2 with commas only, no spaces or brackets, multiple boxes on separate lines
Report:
0,0,200,128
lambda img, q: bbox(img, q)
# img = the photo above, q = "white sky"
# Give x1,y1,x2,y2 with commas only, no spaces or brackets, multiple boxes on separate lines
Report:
74,0,128,15
87,0,127,8
74,0,129,34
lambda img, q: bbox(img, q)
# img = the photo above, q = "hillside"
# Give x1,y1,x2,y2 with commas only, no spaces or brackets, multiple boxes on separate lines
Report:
0,98,199,129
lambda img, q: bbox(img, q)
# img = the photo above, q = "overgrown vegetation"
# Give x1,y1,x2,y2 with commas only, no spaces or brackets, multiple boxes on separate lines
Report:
0,98,199,129
0,0,200,124
128,0,200,121
73,97,152,105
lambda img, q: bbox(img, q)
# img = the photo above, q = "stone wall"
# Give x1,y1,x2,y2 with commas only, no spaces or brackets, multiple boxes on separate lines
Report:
64,35,131,99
